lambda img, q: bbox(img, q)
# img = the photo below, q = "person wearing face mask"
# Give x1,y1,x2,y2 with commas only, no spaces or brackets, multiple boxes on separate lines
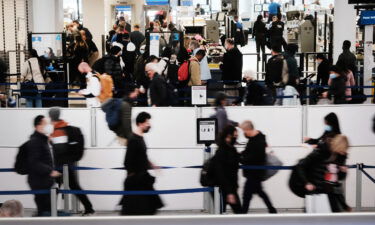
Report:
120,112,164,215
240,121,277,214
213,125,242,214
26,115,61,216
304,112,341,147
78,62,101,107
322,66,346,104
211,92,238,135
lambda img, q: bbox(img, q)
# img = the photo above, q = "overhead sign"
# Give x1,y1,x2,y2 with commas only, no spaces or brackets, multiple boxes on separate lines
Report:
360,10,375,25
191,85,207,106
197,118,218,145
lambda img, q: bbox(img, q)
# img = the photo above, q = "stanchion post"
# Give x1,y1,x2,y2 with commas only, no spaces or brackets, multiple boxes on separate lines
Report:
71,162,79,214
355,163,363,212
203,145,211,213
306,79,310,105
63,164,70,213
50,187,58,217
214,187,221,215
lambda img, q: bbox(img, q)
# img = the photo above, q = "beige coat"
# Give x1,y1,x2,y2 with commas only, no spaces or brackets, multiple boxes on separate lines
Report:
188,57,202,86
21,58,45,90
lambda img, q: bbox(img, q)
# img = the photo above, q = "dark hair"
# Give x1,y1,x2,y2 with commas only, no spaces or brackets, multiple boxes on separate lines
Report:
343,40,351,50
329,65,343,75
136,112,151,125
124,83,138,97
123,33,130,40
286,44,298,55
29,49,39,58
72,20,80,24
225,38,235,46
146,55,159,63
168,23,175,31
324,112,341,134
195,49,206,57
218,125,237,146
149,21,154,28
161,47,173,59
134,24,140,29
215,92,227,106
34,115,45,127
234,16,239,20
257,15,263,21
316,53,327,60
271,44,282,53
110,46,122,55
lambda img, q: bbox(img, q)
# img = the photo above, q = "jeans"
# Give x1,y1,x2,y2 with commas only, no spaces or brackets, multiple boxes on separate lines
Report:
242,177,276,213
26,93,42,108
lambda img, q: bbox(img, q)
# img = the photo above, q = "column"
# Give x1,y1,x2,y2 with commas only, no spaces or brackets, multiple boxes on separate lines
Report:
333,0,356,63
31,0,64,32
82,0,105,57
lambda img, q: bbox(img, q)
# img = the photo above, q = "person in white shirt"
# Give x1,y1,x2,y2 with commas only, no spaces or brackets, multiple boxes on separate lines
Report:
78,62,101,107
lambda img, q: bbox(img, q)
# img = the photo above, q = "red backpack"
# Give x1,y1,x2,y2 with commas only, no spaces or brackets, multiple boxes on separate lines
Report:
178,60,191,84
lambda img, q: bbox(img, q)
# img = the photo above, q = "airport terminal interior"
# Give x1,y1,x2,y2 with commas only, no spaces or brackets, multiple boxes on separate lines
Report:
0,0,375,224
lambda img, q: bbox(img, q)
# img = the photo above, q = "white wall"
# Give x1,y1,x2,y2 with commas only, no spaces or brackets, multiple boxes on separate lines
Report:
31,0,64,33
82,0,105,57
0,105,374,211
333,0,356,63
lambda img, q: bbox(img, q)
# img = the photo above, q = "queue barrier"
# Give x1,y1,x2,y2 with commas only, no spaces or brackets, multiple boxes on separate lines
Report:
0,163,374,216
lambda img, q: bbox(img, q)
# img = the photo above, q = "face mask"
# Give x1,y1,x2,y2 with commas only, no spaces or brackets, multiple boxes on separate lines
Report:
329,74,337,79
140,49,145,55
230,137,237,146
143,126,151,133
325,125,333,132
43,124,54,136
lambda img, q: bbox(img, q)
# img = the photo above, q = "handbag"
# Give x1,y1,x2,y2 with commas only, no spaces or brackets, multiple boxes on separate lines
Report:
20,61,38,97
305,194,332,213
262,151,283,181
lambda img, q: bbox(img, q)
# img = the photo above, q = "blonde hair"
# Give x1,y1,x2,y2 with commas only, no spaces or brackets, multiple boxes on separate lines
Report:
0,200,23,217
330,135,349,155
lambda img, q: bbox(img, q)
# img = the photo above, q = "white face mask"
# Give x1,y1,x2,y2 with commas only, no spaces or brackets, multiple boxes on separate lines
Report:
43,124,54,136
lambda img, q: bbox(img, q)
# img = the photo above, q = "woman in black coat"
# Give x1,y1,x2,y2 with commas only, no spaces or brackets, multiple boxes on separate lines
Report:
322,66,346,104
304,112,341,146
253,15,266,60
214,125,243,214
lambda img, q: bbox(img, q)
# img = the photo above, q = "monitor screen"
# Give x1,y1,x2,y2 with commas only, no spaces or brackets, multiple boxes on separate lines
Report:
217,12,225,22
31,33,63,59
263,4,269,12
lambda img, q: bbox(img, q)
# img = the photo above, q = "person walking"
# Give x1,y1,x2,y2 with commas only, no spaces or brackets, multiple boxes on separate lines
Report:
304,112,341,146
316,54,330,86
145,63,167,107
322,66,346,104
78,62,101,107
336,40,356,77
240,121,277,214
211,92,238,135
120,112,163,215
48,107,95,216
27,115,61,216
214,125,243,214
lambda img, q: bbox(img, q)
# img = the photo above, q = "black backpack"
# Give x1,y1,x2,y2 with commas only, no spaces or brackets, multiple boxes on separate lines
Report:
200,156,218,187
63,126,85,163
14,141,30,175
288,161,306,198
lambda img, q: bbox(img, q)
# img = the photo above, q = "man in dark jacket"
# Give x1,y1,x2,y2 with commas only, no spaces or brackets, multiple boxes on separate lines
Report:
336,40,356,76
268,16,286,51
130,25,145,55
145,63,167,106
316,54,330,86
121,112,163,215
220,38,243,104
283,44,299,81
240,121,277,214
27,115,61,216
48,108,95,216
265,45,288,105
93,46,124,98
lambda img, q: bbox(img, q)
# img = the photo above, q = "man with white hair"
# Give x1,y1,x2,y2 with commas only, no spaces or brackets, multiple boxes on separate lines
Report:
78,62,101,107
145,63,167,106
0,200,23,217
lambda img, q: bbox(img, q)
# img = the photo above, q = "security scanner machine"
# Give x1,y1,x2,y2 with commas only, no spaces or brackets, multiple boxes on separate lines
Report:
299,19,315,53
145,31,184,57
27,32,68,107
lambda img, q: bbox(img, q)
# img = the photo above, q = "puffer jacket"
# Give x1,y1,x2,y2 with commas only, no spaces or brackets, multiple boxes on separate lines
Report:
21,58,45,90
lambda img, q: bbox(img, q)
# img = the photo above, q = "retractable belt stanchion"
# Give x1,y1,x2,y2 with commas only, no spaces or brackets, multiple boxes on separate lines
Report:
356,163,363,212
63,164,70,213
214,186,221,214
71,162,79,214
50,186,58,217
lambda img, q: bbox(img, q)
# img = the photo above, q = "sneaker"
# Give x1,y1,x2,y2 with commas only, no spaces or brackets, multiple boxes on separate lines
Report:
82,209,95,216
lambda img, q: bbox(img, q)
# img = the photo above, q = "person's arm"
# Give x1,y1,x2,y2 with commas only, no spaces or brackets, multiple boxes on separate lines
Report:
124,138,137,172
20,61,28,82
27,139,53,176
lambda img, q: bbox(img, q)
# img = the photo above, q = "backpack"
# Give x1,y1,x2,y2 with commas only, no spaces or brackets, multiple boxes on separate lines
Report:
14,141,29,175
94,73,114,103
177,60,191,86
165,82,179,106
200,156,218,187
63,126,85,163
101,98,123,132
289,161,306,198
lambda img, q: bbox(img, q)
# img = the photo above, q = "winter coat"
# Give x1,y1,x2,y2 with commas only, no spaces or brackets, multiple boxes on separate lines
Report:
21,58,45,91
221,47,243,84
